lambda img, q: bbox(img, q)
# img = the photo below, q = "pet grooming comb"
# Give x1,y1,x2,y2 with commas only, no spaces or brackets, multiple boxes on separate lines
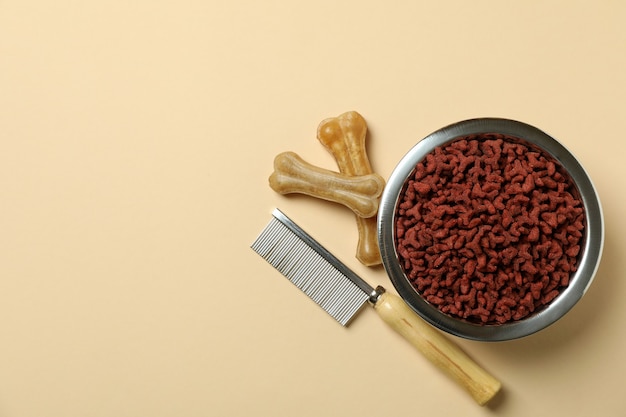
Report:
251,209,501,405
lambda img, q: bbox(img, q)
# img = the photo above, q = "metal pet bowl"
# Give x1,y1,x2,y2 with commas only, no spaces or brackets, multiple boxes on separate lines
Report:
378,118,604,341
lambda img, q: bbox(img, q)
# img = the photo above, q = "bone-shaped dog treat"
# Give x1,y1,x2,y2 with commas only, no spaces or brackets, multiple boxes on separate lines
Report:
269,152,385,218
317,111,384,266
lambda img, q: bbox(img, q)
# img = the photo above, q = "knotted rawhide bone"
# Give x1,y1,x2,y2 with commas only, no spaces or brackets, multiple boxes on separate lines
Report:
269,152,385,218
317,111,384,266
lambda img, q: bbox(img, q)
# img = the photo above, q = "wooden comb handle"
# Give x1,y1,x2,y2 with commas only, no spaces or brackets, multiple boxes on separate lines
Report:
373,292,501,405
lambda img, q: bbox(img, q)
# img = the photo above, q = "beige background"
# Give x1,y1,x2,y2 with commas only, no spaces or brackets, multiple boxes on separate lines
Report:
1,1,624,416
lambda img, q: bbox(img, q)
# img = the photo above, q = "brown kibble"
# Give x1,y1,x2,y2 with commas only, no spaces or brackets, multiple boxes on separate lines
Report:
395,135,585,324
414,181,431,195
528,226,540,242
566,245,581,257
522,174,535,193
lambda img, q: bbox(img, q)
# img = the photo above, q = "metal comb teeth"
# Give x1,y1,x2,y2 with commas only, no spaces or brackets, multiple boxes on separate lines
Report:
251,209,372,326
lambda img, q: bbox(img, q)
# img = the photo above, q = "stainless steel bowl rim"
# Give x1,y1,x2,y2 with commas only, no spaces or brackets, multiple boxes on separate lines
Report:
377,118,604,341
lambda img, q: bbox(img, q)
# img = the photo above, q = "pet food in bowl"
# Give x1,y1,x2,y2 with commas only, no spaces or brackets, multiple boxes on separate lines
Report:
378,118,603,341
